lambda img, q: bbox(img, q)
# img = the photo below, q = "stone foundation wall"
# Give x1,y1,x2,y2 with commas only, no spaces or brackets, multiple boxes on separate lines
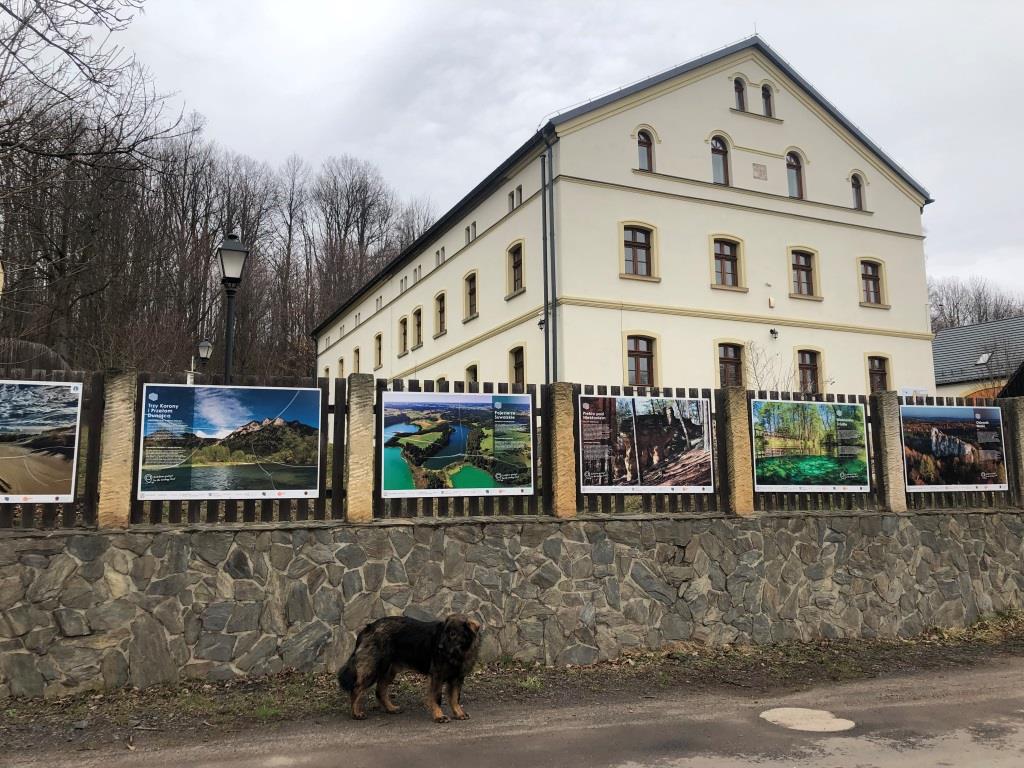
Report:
1,511,1022,699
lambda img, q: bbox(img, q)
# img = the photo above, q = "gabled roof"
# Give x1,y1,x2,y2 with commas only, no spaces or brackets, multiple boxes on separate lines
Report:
312,35,932,338
932,315,1024,385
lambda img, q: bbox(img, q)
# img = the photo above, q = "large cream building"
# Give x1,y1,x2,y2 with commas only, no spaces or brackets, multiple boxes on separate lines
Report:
313,36,936,395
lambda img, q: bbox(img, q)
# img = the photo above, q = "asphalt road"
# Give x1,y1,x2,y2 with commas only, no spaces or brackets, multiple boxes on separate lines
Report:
11,657,1024,768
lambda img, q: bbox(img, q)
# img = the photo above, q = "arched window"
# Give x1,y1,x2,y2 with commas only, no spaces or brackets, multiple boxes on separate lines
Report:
398,317,408,355
507,242,524,294
762,84,773,117
412,308,422,347
373,333,382,370
798,350,821,394
435,293,447,336
734,78,746,111
465,364,478,385
711,136,729,185
353,348,360,374
623,226,653,276
851,174,865,210
637,130,653,172
627,336,655,387
509,347,525,386
464,273,478,320
786,152,804,199
719,344,743,387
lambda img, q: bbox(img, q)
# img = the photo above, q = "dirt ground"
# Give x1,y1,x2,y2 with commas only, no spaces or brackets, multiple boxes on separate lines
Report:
2,611,1022,757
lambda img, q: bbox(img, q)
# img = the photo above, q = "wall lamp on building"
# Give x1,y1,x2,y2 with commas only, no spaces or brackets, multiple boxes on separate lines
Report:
769,328,779,339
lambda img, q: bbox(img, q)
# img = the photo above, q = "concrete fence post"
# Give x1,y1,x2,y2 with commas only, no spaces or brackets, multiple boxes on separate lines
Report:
345,373,376,523
995,396,1024,507
549,382,578,518
869,391,908,513
96,370,137,528
720,387,754,517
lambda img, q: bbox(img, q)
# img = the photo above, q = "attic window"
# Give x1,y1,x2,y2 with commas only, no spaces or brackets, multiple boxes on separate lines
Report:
976,352,993,366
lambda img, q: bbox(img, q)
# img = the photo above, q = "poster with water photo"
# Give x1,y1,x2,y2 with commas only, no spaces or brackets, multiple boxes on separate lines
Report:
751,399,870,493
577,395,714,494
0,380,84,503
900,405,1008,492
380,391,534,498
137,384,322,500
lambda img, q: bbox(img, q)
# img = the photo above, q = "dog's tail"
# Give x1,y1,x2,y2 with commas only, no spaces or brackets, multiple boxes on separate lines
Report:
337,653,357,693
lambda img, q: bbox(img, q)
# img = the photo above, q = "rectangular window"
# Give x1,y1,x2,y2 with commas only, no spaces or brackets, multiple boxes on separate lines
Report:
798,350,820,394
862,261,882,304
515,185,522,206
508,191,515,212
413,309,422,346
355,312,361,325
465,274,477,318
465,226,471,245
719,344,743,387
792,251,814,296
375,296,382,311
353,348,360,374
509,347,525,386
509,244,523,292
714,240,739,287
374,334,382,369
868,356,889,392
627,336,654,387
436,294,446,335
338,357,344,378
623,227,652,277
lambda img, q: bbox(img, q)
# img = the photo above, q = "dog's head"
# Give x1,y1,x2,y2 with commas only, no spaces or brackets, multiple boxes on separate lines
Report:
440,614,482,656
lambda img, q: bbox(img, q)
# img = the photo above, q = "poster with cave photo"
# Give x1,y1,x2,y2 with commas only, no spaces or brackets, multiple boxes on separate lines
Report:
751,400,870,493
577,395,714,493
900,405,1008,492
0,380,84,504
137,384,322,500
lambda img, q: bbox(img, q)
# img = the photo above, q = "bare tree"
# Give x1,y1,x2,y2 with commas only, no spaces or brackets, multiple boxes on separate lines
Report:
929,276,1024,331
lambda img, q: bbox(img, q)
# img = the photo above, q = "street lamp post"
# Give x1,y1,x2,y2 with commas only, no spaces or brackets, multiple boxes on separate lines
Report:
197,339,213,375
218,233,249,384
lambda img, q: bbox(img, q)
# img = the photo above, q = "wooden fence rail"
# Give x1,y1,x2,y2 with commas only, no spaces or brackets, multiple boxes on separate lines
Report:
0,368,1020,530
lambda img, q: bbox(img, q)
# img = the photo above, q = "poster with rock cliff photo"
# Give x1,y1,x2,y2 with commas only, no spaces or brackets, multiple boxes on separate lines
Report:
578,395,713,493
900,405,1008,491
138,384,322,500
0,380,84,503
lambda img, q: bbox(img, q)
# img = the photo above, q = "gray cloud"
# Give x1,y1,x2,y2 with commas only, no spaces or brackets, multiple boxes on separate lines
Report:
125,0,1024,289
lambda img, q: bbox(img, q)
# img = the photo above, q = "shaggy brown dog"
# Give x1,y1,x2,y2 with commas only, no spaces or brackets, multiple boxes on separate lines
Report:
337,614,482,723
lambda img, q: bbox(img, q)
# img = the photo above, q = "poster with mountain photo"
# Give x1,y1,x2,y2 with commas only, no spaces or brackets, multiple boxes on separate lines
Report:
138,384,321,500
0,380,84,503
578,395,714,493
900,405,1008,491
381,391,534,498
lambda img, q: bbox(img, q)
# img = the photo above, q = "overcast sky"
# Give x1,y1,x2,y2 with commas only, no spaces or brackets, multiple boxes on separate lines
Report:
123,0,1023,290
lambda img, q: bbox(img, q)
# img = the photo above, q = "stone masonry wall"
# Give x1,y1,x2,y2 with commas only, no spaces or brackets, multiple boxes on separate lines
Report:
1,511,1022,699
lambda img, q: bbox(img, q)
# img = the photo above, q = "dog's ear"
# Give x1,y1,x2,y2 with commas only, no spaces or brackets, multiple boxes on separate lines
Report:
466,618,481,634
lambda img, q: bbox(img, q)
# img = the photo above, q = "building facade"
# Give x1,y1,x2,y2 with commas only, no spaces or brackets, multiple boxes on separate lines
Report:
313,37,935,395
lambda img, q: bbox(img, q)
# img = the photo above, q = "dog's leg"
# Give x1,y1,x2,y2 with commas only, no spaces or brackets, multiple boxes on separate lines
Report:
376,665,402,715
427,676,448,723
350,684,368,720
449,681,469,720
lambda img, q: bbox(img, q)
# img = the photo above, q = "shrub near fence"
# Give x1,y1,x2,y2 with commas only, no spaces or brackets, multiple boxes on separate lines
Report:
0,370,1022,531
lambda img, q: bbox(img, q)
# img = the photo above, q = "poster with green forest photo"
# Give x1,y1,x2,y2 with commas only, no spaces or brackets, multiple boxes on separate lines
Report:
751,400,870,492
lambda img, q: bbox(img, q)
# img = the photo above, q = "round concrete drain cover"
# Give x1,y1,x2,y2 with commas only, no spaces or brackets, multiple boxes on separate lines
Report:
759,707,855,732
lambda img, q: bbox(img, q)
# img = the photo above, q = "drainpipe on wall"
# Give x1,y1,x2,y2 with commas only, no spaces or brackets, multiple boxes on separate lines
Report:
540,152,551,386
544,133,559,381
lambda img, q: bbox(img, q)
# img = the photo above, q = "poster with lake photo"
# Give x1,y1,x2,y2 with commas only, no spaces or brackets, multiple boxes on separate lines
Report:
137,384,321,500
0,380,84,503
751,400,870,492
900,405,1008,492
578,395,714,493
381,391,534,497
